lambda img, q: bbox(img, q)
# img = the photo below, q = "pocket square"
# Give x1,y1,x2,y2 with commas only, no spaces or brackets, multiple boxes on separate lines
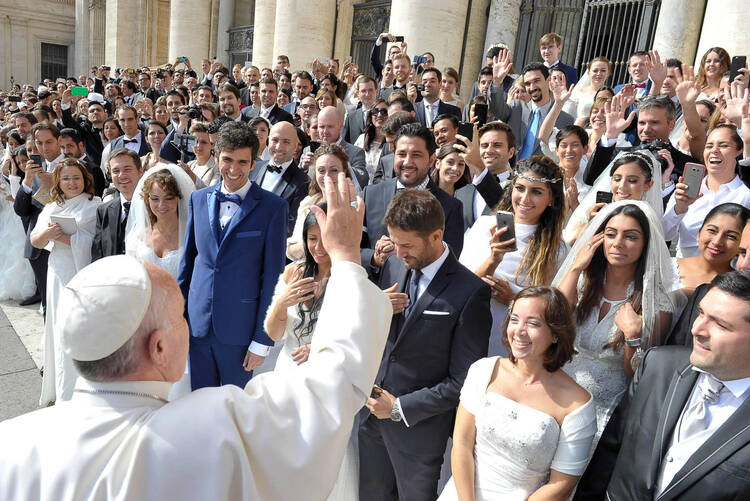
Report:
423,310,450,316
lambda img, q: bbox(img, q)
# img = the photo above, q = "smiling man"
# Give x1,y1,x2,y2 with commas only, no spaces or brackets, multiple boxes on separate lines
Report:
178,121,287,391
575,270,750,501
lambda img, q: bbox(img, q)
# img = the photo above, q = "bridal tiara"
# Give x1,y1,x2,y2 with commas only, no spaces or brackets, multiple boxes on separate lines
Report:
516,172,562,184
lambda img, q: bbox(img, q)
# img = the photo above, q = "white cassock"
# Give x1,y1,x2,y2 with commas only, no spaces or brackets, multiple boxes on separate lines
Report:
0,262,392,501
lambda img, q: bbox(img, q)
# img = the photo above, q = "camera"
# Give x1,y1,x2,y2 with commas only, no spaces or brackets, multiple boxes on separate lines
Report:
413,55,428,65
633,139,671,172
187,105,204,120
416,84,425,92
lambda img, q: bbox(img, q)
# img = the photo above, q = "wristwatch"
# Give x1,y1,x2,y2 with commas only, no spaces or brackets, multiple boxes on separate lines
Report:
389,401,402,422
662,180,674,190
625,337,642,348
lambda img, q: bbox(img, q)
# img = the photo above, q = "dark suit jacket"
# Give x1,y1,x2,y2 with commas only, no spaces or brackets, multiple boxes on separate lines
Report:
364,251,492,454
249,160,310,237
360,178,464,264
91,193,124,262
342,107,366,144
664,283,710,348
414,99,462,128
574,346,750,501
12,184,45,261
552,61,579,85
339,140,369,189
241,104,295,125
370,40,385,81
61,107,104,166
81,155,107,198
159,127,196,164
454,172,504,230
372,153,394,185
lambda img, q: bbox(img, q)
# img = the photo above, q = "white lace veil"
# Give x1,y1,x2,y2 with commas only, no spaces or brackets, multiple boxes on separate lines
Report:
564,149,664,244
553,200,681,360
125,163,195,253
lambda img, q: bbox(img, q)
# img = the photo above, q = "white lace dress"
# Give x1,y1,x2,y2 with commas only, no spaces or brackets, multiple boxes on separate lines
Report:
0,180,35,300
564,281,672,452
439,357,597,500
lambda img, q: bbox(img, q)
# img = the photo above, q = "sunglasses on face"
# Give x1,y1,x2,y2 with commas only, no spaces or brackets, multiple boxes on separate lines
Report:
371,108,388,116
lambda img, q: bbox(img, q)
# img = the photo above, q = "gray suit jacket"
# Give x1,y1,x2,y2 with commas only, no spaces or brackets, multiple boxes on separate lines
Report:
372,153,394,185
342,108,366,144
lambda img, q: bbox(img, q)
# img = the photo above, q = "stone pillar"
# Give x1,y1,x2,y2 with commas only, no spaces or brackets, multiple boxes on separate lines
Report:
694,0,750,67
273,0,336,71
216,0,236,62
106,0,142,68
74,0,90,75
483,0,523,56
389,0,469,71
652,0,705,65
459,0,489,103
252,0,277,68
169,0,212,69
90,0,107,66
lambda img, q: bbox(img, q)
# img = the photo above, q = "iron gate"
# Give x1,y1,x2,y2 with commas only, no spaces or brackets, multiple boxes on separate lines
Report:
513,0,661,86
350,0,391,80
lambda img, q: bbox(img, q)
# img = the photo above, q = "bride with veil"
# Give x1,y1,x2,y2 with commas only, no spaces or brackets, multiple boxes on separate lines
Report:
125,163,195,399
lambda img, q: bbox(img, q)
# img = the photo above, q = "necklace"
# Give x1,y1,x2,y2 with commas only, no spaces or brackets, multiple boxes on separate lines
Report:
75,388,168,404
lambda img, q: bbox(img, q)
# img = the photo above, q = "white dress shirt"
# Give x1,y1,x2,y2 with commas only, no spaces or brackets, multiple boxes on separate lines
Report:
45,152,65,173
663,175,750,257
422,98,440,128
472,168,511,221
395,242,450,427
260,159,292,193
121,133,142,153
260,104,276,119
657,369,750,495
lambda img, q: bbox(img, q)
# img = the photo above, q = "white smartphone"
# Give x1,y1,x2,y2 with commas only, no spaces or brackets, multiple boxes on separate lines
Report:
495,211,517,252
683,162,705,199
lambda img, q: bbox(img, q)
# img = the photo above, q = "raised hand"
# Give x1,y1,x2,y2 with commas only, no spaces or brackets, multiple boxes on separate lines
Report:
604,93,636,139
741,96,750,159
482,276,513,305
552,83,575,106
309,172,364,265
673,175,703,215
723,81,748,126
646,50,666,88
572,232,604,272
279,276,317,309
492,50,512,86
487,224,516,264
675,79,700,105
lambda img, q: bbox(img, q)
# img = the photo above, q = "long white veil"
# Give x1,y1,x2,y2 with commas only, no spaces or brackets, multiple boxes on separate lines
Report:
553,200,682,361
125,163,195,254
564,149,664,244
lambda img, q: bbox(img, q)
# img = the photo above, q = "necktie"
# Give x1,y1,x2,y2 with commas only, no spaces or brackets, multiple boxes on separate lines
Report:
520,108,541,159
216,191,242,205
267,164,283,174
405,269,423,318
118,202,131,254
678,374,725,442
425,102,433,127
123,201,131,220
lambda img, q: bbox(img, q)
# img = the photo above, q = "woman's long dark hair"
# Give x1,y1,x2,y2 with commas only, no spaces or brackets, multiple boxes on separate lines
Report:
363,99,387,152
576,204,650,350
292,203,329,344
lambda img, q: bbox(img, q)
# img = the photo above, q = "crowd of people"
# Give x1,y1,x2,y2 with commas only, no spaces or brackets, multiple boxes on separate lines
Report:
1,26,750,500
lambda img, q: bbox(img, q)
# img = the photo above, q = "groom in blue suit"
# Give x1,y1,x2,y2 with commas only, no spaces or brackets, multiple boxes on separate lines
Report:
178,122,287,390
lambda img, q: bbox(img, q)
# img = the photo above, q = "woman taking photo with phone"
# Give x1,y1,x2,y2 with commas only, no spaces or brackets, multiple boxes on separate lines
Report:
460,156,568,356
664,123,750,257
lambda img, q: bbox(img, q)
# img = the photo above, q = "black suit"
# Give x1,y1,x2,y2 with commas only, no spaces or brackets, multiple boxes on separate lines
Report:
249,160,310,237
454,172,505,230
80,155,106,198
359,251,492,501
13,183,49,312
372,153,394,185
360,178,464,264
665,283,710,348
91,192,126,261
61,107,104,166
574,346,750,501
241,104,295,125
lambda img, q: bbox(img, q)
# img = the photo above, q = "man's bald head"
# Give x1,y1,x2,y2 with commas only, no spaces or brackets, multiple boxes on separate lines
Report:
317,106,342,144
269,121,300,164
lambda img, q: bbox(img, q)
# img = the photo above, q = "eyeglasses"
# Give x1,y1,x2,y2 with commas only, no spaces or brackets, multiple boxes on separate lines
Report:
371,108,388,116
300,104,318,110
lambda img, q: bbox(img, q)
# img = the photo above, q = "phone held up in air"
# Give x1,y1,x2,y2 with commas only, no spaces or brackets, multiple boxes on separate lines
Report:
495,211,517,252
71,86,89,97
30,154,43,168
595,191,613,204
682,162,705,199
474,103,488,127
394,36,405,42
729,56,747,84
457,122,474,145
309,141,321,154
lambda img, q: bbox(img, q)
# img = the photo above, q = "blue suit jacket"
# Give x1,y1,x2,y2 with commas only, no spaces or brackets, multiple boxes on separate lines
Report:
178,182,288,348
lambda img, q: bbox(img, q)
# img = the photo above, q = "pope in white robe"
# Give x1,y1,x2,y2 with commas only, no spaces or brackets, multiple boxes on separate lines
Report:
0,174,390,501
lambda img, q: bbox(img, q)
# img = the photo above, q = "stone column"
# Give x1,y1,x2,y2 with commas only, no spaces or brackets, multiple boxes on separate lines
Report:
252,0,276,68
273,0,336,71
90,0,107,66
694,0,750,67
652,0,705,65
74,0,90,75
169,0,212,69
483,0,522,56
216,0,236,62
389,0,469,71
106,0,145,68
459,0,489,103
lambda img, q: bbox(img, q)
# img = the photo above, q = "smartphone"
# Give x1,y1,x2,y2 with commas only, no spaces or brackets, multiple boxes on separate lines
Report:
413,55,428,65
8,95,21,102
729,56,747,84
394,36,405,42
682,162,705,199
309,141,321,154
71,86,89,97
415,83,425,92
457,122,474,143
474,103,488,127
179,57,187,63
495,211,517,252
370,385,383,399
595,191,613,204
30,154,43,168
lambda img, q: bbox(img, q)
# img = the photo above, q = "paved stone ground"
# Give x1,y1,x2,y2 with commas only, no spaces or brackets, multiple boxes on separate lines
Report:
0,300,44,422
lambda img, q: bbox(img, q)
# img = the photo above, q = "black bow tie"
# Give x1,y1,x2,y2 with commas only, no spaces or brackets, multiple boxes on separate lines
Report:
123,138,138,144
267,164,283,173
216,191,242,205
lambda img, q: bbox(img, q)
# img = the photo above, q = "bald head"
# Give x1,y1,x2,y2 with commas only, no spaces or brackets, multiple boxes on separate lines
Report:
269,121,300,164
317,106,342,144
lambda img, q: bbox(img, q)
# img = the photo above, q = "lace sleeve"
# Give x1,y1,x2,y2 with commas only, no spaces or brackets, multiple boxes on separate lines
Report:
550,396,597,475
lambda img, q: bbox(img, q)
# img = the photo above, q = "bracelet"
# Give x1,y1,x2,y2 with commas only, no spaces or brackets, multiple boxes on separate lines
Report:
625,337,642,348
662,180,674,190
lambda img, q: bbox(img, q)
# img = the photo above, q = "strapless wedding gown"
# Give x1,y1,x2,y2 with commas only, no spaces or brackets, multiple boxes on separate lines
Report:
439,357,596,500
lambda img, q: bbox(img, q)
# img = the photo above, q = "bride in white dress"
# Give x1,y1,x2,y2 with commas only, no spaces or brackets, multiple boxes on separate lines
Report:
125,163,195,400
439,286,596,501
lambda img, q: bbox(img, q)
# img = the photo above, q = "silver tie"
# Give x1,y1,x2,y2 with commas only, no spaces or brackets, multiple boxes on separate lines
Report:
679,374,725,441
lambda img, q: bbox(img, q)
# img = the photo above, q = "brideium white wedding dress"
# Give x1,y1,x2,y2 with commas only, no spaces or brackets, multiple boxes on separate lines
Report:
439,357,596,500
0,179,36,301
